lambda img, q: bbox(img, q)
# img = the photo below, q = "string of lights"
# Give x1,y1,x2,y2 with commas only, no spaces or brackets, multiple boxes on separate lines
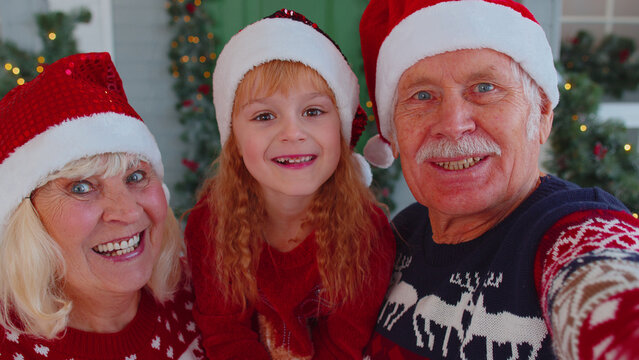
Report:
0,8,90,98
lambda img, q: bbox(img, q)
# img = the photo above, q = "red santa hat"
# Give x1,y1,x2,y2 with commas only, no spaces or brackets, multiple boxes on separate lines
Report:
213,9,371,184
0,52,165,239
360,0,560,168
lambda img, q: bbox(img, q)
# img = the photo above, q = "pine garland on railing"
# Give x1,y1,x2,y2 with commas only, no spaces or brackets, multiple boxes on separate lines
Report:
167,0,220,213
546,31,639,218
0,7,90,98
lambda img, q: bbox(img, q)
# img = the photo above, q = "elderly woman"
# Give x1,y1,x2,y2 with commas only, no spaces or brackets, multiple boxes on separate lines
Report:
0,53,204,359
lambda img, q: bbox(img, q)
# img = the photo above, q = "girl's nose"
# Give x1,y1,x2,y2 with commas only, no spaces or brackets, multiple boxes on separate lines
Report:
279,113,307,142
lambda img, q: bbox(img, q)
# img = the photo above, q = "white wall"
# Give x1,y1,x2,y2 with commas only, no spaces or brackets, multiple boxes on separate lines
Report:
0,0,48,51
48,0,114,55
110,0,186,206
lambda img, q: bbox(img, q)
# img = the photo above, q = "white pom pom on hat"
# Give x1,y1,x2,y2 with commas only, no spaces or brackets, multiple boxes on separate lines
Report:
363,134,394,169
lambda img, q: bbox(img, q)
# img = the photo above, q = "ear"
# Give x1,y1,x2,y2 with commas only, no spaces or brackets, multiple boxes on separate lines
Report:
390,139,400,158
538,98,554,145
539,111,553,144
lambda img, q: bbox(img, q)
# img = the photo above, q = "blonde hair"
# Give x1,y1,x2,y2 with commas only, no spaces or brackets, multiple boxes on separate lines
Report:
197,61,385,310
0,153,184,339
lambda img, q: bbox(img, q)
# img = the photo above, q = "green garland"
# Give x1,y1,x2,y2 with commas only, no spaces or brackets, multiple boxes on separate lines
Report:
0,8,90,98
546,31,639,217
561,30,639,98
167,0,220,213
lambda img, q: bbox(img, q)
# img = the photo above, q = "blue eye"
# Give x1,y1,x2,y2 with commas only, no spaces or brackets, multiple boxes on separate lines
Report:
476,83,495,93
70,181,92,194
414,91,432,100
254,113,274,121
127,170,145,183
304,108,323,117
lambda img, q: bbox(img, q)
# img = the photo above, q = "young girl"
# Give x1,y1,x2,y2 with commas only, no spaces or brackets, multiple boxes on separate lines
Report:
185,9,395,359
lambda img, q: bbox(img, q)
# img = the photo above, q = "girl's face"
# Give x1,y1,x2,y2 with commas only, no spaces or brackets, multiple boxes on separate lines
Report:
232,78,342,204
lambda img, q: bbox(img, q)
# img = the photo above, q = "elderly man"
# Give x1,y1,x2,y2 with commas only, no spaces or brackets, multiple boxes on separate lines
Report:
359,0,639,359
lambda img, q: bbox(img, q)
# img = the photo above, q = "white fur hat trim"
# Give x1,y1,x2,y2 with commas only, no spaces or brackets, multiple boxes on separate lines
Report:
213,17,360,145
0,112,164,240
374,0,559,145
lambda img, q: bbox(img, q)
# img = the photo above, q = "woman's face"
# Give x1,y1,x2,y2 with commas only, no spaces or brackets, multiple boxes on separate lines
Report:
32,160,167,301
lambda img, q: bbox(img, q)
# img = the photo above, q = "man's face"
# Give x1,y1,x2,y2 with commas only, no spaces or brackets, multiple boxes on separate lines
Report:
393,48,552,222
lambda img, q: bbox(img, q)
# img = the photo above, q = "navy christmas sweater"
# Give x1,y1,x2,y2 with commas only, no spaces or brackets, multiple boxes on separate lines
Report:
364,175,639,359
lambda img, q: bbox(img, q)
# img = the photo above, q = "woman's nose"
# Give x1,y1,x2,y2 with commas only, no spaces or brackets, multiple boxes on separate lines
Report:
101,184,143,224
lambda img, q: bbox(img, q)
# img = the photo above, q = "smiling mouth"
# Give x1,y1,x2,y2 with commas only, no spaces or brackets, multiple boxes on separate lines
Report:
273,155,316,165
435,156,484,170
93,232,142,257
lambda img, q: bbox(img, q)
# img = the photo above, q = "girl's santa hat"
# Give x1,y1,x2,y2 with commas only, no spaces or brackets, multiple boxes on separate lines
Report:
360,0,560,168
213,9,372,184
0,52,165,239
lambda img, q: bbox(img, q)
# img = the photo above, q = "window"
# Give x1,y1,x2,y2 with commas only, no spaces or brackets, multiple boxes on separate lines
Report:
562,0,639,45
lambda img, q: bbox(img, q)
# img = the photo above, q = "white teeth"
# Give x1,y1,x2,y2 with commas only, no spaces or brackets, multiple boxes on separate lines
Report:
436,157,483,170
276,155,313,164
93,233,141,256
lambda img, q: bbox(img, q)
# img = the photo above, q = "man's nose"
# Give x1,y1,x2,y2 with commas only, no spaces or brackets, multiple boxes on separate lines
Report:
431,94,476,140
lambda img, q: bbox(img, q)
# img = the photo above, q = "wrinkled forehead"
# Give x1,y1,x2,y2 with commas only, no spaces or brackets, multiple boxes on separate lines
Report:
397,49,518,89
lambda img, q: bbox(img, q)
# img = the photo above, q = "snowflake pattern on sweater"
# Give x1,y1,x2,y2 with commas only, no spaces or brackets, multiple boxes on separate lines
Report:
537,210,639,359
0,282,205,360
364,175,639,360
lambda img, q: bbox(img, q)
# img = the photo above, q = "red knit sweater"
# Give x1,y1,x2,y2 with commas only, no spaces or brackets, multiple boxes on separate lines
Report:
0,283,205,360
185,199,395,359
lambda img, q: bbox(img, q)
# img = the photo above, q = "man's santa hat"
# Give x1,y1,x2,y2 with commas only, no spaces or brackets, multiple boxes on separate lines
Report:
0,52,165,239
360,0,560,168
213,9,372,184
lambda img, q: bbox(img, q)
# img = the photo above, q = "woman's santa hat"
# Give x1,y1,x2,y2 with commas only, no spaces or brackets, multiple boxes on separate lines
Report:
360,0,560,168
0,52,165,239
213,9,372,184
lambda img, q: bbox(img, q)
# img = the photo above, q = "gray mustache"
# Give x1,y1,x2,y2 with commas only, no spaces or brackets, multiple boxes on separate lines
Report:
416,136,501,164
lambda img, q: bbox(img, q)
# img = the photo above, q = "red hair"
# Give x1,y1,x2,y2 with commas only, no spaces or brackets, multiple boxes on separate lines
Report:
196,61,384,309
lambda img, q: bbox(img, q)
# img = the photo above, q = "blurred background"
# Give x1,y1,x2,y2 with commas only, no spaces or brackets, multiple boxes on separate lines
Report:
1,0,637,218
